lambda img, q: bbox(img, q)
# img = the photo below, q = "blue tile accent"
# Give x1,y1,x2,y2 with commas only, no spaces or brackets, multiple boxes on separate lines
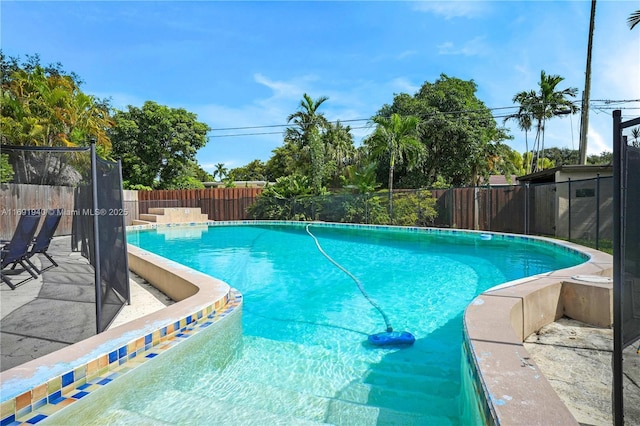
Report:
48,391,62,404
72,391,89,399
174,321,180,330
145,353,158,358
97,378,112,386
186,316,193,324
160,327,167,337
61,371,74,387
77,383,90,390
0,415,16,426
26,414,47,424
49,396,66,405
108,350,118,363
144,334,152,345
118,346,127,359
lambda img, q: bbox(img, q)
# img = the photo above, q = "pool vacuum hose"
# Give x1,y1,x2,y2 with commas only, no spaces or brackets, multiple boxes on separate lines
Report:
305,225,415,347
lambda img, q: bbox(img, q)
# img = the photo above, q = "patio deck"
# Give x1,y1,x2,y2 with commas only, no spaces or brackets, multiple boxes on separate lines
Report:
0,236,170,372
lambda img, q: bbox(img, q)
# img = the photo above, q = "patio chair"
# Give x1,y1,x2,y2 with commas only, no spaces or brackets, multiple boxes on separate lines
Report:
1,211,42,289
24,209,63,274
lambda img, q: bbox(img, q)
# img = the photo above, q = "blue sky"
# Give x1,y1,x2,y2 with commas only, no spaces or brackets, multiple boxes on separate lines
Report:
2,1,639,174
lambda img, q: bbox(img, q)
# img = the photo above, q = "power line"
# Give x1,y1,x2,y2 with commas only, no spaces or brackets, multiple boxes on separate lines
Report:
206,100,640,139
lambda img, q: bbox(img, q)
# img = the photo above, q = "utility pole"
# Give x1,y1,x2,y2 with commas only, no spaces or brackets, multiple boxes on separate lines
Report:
579,0,596,164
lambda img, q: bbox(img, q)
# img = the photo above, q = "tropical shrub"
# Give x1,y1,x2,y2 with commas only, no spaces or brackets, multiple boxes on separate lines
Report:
392,191,437,226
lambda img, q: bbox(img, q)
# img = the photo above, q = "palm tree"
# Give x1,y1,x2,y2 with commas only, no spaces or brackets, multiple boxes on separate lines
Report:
513,71,578,172
504,90,535,174
324,120,355,186
367,113,422,222
285,93,329,146
628,10,640,30
286,94,330,193
631,127,640,148
213,163,227,181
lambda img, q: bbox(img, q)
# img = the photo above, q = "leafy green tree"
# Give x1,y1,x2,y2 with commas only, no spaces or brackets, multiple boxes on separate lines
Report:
340,163,380,194
376,75,511,188
229,159,267,181
365,113,421,221
0,154,15,183
523,152,555,171
1,55,113,153
544,147,580,166
587,151,613,164
191,163,214,182
110,101,210,189
264,141,304,180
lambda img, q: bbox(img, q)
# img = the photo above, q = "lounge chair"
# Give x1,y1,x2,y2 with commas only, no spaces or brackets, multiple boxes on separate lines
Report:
24,209,63,274
1,211,42,289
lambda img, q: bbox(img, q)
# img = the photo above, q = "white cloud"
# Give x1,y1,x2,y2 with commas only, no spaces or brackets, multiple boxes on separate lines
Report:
412,1,488,19
389,77,420,95
397,50,417,60
437,36,488,56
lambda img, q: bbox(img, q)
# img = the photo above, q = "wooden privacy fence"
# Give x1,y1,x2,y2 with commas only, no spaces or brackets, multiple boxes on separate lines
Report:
135,188,263,221
1,183,77,240
3,179,613,246
431,186,527,234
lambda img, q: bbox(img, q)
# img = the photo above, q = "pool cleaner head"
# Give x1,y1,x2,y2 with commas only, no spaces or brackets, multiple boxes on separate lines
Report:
368,329,416,347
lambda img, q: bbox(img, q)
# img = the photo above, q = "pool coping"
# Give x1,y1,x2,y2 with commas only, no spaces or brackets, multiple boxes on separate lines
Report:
463,239,613,425
0,220,612,425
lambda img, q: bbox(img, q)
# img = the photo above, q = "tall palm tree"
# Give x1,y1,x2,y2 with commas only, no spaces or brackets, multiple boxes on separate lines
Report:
285,93,329,146
504,90,535,174
214,163,227,181
367,113,422,222
513,71,578,172
629,10,640,30
286,94,330,193
324,120,355,186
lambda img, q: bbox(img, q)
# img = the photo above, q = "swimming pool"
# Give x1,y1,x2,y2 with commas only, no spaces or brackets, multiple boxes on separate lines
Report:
48,222,587,425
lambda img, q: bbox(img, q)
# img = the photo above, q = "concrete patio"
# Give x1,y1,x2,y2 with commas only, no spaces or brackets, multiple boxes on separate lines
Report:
0,236,171,372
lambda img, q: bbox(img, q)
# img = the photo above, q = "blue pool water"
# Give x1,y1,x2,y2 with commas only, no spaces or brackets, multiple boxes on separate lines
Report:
51,223,587,425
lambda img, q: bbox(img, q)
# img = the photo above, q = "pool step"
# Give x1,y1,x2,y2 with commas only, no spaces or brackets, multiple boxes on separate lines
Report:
184,335,461,420
140,388,328,425
137,207,209,224
234,335,460,398
87,408,173,425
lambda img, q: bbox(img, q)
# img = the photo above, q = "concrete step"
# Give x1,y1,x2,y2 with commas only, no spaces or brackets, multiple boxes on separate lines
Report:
144,207,209,223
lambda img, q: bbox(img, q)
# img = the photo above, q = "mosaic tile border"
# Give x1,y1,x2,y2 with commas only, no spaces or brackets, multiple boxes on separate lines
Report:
0,290,242,426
